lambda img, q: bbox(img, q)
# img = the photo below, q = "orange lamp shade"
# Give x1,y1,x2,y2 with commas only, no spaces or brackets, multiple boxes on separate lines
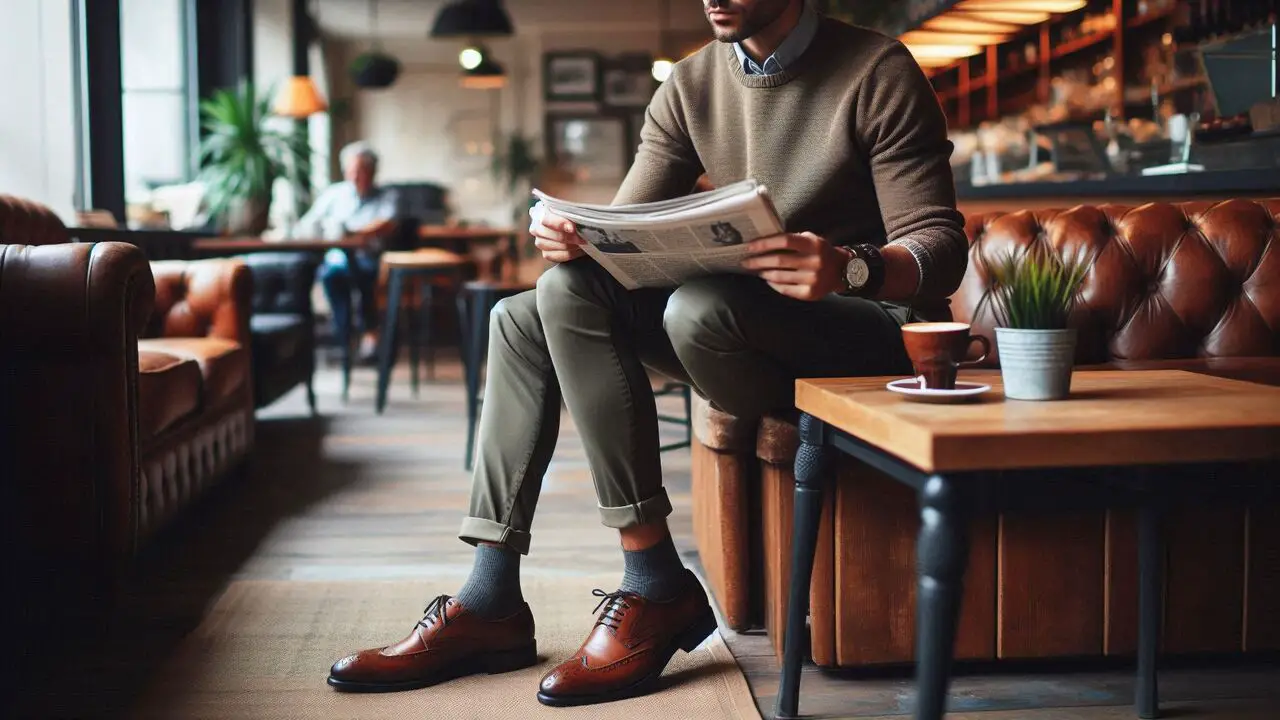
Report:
273,76,328,118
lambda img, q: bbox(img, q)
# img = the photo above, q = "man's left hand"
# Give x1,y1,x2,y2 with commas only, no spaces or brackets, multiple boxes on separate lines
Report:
741,232,848,301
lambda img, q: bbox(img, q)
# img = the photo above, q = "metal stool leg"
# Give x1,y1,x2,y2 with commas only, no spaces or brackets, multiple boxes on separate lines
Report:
376,269,405,414
420,281,436,384
463,288,490,471
409,280,421,398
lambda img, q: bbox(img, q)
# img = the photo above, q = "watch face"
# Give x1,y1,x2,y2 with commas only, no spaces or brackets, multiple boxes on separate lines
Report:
846,258,870,288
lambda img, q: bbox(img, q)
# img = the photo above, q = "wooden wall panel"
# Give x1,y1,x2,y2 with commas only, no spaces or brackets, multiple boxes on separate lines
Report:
1104,508,1139,656
1246,502,1280,651
831,463,998,665
761,463,836,664
833,464,918,665
1164,506,1246,653
1164,506,1247,653
998,511,1106,658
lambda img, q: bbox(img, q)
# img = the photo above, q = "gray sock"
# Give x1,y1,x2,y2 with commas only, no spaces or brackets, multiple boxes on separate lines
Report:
454,544,524,619
619,535,686,601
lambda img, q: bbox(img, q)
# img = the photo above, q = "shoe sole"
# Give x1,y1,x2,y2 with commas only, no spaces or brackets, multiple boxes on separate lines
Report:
535,605,718,707
327,641,538,693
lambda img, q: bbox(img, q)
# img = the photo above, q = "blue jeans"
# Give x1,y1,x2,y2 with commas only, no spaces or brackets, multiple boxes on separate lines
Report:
320,250,380,342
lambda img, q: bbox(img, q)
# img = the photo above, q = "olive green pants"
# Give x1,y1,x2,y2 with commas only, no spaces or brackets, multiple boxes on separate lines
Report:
458,258,915,554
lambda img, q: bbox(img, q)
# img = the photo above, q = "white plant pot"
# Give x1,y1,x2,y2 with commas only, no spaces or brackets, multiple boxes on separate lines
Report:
996,327,1078,401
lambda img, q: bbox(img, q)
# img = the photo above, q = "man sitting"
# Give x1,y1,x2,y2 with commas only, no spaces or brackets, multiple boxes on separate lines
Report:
295,141,402,361
328,0,969,707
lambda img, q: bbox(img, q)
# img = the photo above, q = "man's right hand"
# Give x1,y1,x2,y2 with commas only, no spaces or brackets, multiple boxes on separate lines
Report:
529,201,585,264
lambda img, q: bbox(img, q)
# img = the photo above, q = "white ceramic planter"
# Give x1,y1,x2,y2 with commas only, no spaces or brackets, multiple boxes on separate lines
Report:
996,327,1077,401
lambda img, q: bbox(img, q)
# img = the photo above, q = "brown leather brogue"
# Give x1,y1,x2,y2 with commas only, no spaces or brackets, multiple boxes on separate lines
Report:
328,595,537,692
537,569,717,707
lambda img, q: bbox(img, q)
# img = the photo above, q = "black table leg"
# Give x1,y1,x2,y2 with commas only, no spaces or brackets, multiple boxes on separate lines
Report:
914,474,970,720
775,413,834,720
1137,485,1162,719
376,269,405,414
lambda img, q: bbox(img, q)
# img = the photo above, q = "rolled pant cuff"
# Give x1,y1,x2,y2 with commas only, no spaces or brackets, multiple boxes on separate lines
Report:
597,488,674,529
458,517,533,555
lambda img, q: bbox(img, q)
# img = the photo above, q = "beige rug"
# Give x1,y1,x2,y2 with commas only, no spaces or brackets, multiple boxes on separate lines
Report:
128,576,761,720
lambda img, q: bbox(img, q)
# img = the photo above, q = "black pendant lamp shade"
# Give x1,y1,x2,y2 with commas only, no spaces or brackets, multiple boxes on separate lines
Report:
431,0,514,38
350,52,402,88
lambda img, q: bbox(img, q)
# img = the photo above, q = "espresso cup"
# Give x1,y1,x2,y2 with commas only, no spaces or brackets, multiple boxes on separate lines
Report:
901,322,991,390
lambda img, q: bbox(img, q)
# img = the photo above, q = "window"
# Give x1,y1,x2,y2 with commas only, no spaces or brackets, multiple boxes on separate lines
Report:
120,0,195,205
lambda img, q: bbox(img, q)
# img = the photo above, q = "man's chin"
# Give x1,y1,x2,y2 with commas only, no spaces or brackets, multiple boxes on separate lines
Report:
711,28,746,43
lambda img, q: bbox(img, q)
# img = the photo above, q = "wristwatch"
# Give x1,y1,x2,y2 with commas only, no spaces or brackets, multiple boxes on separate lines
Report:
839,243,886,297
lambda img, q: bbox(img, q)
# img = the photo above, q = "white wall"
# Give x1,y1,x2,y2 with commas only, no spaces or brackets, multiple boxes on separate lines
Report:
254,0,294,94
0,0,79,220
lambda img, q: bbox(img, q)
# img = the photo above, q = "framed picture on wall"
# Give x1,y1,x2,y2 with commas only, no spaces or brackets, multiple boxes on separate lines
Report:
545,113,629,185
544,52,602,101
602,54,656,108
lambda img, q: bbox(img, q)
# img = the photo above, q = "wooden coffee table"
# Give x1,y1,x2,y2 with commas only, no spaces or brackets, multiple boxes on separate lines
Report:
775,370,1280,720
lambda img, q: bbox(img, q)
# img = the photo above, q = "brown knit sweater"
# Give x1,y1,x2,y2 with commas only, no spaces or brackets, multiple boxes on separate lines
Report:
613,15,968,304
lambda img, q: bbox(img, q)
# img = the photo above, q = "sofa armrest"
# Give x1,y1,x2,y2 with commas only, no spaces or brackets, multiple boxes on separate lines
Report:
241,251,320,316
1,241,154,623
148,258,252,345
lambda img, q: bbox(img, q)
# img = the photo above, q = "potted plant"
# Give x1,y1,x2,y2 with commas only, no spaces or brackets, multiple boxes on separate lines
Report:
197,82,311,235
490,133,542,258
978,246,1090,401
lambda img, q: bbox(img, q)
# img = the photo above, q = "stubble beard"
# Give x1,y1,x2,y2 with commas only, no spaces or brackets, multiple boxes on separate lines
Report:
707,0,792,44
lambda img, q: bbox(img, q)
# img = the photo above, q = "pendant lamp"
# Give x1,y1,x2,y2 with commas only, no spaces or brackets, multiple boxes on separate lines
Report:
431,0,514,38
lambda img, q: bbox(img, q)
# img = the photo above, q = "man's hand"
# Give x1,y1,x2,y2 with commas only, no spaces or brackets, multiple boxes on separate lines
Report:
741,232,848,301
530,201,586,264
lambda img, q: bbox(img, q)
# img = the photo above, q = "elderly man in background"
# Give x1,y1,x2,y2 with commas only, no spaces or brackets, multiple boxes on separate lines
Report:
296,141,403,362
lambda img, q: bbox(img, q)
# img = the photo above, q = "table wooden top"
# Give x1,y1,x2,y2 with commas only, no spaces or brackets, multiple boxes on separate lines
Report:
193,237,367,252
417,225,516,240
795,370,1280,473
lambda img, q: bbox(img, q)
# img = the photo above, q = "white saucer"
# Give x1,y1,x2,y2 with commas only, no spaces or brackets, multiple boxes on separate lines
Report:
885,378,992,404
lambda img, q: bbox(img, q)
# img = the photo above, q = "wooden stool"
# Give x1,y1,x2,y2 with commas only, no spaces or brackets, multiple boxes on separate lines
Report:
455,278,537,470
376,249,469,414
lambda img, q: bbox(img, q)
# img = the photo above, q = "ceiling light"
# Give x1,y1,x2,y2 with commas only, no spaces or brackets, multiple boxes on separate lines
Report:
459,47,483,70
460,55,507,89
949,9,1052,24
914,56,961,68
272,76,327,118
431,0,514,38
901,30,1014,46
957,0,1086,12
905,44,984,60
923,16,1021,33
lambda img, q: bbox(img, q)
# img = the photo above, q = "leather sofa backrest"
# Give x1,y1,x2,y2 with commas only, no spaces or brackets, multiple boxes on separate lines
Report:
952,199,1280,366
0,194,69,246
146,259,253,345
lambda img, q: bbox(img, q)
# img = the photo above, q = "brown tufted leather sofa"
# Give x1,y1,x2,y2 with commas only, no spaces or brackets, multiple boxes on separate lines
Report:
691,198,1280,665
1,195,254,663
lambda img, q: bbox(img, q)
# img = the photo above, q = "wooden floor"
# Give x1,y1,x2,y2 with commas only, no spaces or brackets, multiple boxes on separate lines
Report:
17,352,1280,719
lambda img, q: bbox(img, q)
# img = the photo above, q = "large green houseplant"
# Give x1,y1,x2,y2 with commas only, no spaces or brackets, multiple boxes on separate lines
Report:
197,82,311,235
490,133,542,258
976,246,1090,400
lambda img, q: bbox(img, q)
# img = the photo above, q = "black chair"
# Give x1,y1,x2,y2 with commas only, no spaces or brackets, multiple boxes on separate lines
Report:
242,252,321,414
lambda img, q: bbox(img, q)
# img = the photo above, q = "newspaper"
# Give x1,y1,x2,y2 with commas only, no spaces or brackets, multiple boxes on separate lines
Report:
531,179,784,290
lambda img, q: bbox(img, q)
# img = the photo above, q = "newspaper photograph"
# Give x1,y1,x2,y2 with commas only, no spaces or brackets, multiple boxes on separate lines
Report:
532,179,785,290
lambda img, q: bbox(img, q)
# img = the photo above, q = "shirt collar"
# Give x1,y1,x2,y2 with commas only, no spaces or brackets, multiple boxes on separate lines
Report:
733,1,819,76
